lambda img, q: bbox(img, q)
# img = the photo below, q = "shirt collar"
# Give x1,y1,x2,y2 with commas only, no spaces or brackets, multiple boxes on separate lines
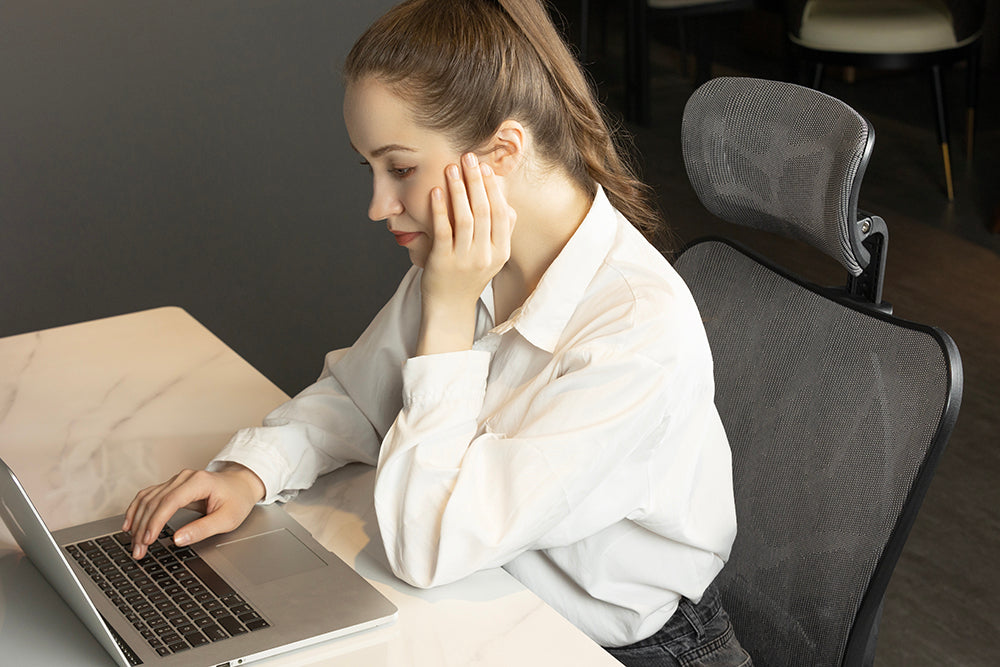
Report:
496,185,618,353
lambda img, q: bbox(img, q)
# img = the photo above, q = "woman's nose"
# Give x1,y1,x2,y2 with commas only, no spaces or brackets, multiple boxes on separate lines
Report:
368,181,403,222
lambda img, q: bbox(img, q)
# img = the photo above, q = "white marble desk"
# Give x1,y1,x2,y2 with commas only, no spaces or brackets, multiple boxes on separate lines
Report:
0,307,620,666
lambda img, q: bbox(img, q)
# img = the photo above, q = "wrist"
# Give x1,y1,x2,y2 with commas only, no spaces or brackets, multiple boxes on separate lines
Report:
417,297,477,356
220,462,266,503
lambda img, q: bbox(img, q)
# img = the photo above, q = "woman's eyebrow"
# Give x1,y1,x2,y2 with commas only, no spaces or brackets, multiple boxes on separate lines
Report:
350,142,417,158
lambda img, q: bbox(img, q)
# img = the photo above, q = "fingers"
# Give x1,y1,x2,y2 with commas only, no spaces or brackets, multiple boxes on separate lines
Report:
429,185,452,258
462,153,491,252
445,162,472,251
124,469,198,559
480,163,514,257
123,468,258,560
440,153,511,255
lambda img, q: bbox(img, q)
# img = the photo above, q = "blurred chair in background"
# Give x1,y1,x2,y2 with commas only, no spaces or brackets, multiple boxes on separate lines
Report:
785,0,986,201
628,0,754,123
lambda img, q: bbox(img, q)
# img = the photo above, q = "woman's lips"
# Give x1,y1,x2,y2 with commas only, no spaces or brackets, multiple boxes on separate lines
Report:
392,231,421,246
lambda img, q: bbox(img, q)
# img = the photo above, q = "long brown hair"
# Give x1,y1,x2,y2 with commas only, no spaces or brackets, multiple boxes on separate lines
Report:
343,0,666,246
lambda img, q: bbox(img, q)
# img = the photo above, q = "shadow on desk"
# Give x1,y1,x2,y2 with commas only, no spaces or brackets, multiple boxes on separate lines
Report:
291,463,525,606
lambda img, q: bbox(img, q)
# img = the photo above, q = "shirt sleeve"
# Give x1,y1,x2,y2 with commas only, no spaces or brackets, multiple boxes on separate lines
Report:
209,267,423,503
373,313,710,589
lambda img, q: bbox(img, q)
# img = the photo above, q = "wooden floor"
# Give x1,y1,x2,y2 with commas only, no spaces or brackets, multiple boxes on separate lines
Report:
567,7,999,666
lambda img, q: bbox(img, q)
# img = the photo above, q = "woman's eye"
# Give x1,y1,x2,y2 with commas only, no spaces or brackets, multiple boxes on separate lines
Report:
391,167,415,179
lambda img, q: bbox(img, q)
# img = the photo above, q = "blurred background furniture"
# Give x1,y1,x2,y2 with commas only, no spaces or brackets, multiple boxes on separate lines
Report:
786,0,986,201
675,77,963,665
621,0,754,123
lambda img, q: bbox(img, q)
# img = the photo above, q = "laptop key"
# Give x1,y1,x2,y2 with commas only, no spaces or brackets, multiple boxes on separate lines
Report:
221,593,245,608
167,641,189,653
218,615,246,636
185,631,210,647
202,624,228,642
245,619,270,631
175,622,196,636
78,540,99,553
185,556,234,597
179,600,200,614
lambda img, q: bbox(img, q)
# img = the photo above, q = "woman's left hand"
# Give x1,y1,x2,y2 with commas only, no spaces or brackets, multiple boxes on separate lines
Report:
416,152,516,355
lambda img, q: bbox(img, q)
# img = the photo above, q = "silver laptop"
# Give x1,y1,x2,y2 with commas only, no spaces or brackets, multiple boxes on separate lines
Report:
0,457,397,666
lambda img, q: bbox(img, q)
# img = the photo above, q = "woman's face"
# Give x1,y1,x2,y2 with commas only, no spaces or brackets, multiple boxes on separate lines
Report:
343,78,462,268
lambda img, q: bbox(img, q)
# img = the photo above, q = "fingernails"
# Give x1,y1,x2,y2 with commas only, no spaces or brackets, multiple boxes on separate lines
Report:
463,152,477,168
480,163,493,177
431,187,443,201
174,532,190,547
133,545,142,559
447,164,460,180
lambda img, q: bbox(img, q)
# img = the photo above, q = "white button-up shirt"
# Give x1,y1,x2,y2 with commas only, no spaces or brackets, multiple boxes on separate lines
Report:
211,187,736,647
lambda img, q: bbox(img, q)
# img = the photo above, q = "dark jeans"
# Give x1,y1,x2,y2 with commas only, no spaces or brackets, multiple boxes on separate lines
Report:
604,583,752,667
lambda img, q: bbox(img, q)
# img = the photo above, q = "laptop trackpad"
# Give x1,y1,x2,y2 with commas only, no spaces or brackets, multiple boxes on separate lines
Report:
215,529,327,585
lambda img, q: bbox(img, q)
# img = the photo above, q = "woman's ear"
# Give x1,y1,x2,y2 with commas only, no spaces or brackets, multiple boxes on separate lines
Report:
480,120,525,177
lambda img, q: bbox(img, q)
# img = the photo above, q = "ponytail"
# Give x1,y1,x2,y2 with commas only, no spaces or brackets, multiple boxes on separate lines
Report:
345,0,669,249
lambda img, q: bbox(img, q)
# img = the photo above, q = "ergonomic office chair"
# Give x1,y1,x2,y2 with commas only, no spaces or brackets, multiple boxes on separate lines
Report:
673,77,963,666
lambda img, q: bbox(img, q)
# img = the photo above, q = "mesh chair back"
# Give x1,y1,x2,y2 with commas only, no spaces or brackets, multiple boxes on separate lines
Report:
675,242,961,665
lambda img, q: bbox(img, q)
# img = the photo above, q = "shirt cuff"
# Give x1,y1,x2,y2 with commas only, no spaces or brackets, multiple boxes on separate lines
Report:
207,427,297,504
401,349,491,414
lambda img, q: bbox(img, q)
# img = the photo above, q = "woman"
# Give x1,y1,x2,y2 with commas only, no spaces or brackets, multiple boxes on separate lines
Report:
124,1,751,664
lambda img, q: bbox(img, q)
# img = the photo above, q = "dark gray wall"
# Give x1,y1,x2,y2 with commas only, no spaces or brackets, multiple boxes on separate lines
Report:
0,0,408,394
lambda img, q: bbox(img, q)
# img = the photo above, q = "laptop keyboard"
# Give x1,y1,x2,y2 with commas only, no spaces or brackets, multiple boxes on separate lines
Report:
65,527,269,658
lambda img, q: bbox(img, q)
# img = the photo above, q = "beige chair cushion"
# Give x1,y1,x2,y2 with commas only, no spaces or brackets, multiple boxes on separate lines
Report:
648,0,737,9
792,0,969,54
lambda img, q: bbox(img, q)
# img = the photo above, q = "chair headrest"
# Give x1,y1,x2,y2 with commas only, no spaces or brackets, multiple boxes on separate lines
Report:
681,77,876,276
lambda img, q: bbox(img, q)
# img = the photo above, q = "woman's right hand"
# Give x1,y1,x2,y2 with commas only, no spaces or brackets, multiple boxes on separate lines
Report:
122,463,265,560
